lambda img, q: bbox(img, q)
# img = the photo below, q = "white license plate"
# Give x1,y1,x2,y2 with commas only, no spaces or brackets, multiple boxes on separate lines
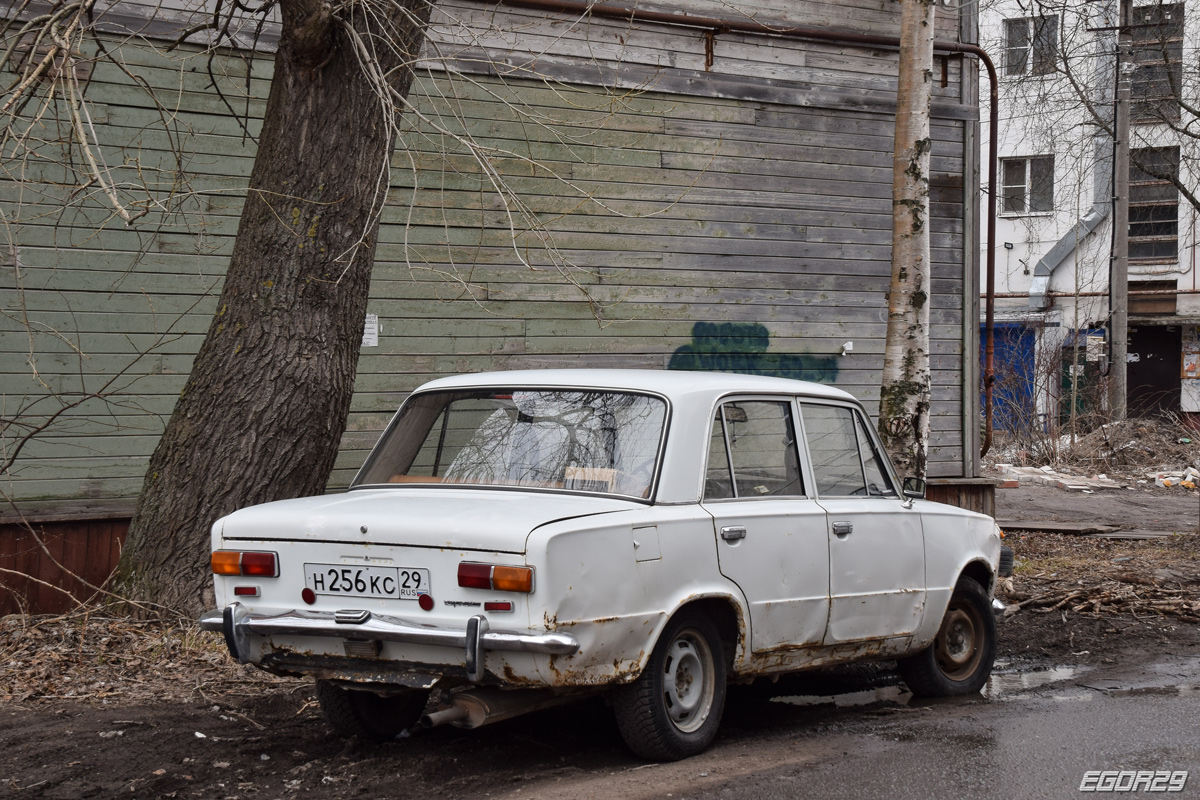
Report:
303,564,430,600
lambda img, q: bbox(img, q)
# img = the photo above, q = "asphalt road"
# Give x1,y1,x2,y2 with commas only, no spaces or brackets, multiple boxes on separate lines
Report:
683,663,1200,800
4,650,1198,799
497,654,1200,800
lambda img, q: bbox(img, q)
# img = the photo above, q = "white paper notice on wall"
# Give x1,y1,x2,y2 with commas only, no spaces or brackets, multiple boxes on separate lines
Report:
362,313,379,347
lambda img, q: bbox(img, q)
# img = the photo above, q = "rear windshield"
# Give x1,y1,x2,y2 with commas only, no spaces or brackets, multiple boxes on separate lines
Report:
354,389,668,499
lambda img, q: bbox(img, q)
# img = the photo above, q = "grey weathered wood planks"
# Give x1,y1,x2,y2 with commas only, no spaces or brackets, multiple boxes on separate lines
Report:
2,0,979,520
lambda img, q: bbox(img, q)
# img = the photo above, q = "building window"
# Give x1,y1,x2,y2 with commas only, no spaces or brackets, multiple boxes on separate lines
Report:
1129,147,1179,262
1131,3,1183,123
1004,16,1058,76
1000,156,1054,214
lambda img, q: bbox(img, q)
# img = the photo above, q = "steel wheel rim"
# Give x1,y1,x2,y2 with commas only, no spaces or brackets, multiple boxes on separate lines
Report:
935,603,983,682
661,629,715,733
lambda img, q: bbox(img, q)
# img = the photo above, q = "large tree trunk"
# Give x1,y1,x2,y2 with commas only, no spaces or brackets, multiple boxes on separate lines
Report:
879,0,936,479
115,0,430,616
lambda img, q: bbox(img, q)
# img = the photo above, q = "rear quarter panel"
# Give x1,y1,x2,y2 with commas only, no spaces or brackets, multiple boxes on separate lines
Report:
526,505,748,686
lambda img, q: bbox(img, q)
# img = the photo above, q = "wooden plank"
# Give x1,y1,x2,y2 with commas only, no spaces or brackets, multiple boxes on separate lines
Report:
0,499,137,525
996,519,1122,535
60,522,91,603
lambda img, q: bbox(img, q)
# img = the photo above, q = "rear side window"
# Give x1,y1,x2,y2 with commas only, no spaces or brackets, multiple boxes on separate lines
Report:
704,400,804,500
800,403,895,497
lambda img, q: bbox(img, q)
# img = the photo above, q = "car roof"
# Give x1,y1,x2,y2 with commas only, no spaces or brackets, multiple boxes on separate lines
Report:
416,369,856,404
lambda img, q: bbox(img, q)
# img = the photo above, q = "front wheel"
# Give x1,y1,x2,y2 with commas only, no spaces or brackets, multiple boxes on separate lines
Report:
315,680,429,742
899,576,996,697
612,611,727,761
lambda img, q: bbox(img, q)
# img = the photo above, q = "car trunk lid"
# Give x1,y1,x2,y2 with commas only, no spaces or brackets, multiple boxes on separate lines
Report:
216,488,635,553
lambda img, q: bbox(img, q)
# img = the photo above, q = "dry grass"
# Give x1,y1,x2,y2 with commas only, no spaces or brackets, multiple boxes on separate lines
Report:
999,531,1200,623
0,609,300,704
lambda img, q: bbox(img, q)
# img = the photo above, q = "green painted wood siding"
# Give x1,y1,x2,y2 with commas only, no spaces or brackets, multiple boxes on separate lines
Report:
0,3,975,521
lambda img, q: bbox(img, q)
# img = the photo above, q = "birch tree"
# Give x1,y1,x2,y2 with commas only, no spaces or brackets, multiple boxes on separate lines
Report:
879,0,937,478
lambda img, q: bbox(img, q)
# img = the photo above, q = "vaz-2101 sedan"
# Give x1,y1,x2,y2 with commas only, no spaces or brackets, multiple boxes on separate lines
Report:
201,370,1007,760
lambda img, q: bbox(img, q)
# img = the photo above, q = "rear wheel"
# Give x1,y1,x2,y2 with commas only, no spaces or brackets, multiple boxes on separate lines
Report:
315,680,429,742
899,576,996,697
612,611,726,761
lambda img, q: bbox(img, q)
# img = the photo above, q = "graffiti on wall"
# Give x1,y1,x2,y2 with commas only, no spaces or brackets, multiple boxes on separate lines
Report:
668,322,839,383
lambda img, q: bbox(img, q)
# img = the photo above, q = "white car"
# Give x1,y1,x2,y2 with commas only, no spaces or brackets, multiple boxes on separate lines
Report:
201,369,1004,760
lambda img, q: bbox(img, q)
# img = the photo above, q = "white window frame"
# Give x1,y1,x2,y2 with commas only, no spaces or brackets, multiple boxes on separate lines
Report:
1000,156,1054,215
1004,16,1058,77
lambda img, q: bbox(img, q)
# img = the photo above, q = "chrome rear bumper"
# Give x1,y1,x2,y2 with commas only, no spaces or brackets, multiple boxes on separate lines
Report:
200,602,579,682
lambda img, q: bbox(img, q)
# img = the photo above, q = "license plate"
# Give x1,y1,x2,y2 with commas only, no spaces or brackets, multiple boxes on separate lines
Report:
303,564,430,600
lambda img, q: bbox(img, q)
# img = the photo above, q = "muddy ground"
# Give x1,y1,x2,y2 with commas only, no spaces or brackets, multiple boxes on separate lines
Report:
1,484,1198,800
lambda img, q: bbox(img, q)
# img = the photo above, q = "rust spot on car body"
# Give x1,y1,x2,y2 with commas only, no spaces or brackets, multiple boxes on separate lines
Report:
257,648,449,690
501,662,541,687
735,638,901,678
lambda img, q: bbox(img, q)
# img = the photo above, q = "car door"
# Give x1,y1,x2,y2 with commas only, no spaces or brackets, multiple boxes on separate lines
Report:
701,398,830,653
798,402,926,644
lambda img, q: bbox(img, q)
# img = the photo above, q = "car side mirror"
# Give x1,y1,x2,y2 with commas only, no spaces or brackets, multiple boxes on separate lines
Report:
902,477,926,499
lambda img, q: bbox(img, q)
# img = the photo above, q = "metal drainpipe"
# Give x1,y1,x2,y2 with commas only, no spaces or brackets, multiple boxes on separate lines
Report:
480,0,1001,456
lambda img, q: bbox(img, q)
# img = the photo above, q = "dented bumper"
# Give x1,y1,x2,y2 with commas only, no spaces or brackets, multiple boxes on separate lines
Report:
199,602,579,682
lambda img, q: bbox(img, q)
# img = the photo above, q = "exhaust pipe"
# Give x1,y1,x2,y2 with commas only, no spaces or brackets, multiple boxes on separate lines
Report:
419,687,582,730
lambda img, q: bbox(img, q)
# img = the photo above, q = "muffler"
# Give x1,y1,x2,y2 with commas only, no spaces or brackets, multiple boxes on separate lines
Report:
419,687,582,730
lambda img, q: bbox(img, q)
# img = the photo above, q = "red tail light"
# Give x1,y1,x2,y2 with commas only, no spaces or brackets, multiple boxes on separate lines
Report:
211,550,278,577
240,552,277,577
458,562,492,589
458,562,533,593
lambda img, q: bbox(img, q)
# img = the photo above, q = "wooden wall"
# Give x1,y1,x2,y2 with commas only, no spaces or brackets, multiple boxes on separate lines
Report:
1,0,978,536
0,519,129,616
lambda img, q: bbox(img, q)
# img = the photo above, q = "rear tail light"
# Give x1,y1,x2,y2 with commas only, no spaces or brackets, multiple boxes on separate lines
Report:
211,550,278,578
457,562,492,589
458,562,533,593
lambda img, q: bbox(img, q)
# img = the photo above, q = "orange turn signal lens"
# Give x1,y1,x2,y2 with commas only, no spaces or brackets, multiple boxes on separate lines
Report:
211,551,242,576
492,565,534,593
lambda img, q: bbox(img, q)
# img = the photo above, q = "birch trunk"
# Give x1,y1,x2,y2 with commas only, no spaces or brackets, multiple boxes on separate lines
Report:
879,0,936,479
114,0,430,616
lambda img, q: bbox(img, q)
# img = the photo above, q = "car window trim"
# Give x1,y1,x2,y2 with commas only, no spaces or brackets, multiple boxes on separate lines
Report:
702,394,810,502
796,398,901,500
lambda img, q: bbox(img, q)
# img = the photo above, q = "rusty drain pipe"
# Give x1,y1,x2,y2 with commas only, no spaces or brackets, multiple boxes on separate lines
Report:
481,0,1001,458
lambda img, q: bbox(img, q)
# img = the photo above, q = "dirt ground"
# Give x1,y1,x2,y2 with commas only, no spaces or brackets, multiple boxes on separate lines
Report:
996,483,1200,533
1,484,1198,799
992,481,1200,662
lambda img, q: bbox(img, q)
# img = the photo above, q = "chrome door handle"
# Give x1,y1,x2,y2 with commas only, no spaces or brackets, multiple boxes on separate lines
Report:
720,526,747,542
832,521,853,536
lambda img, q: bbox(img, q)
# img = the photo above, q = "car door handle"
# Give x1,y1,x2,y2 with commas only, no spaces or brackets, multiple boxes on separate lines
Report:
720,526,747,542
832,521,853,536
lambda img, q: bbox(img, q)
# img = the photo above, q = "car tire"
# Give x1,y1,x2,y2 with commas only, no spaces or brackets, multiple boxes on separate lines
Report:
612,611,727,761
899,576,996,697
315,680,429,742
998,545,1014,577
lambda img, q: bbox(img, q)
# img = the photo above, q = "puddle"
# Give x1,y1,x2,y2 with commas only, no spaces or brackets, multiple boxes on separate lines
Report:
983,666,1084,699
774,685,911,709
1074,680,1199,698
768,663,1195,711
770,665,1104,709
